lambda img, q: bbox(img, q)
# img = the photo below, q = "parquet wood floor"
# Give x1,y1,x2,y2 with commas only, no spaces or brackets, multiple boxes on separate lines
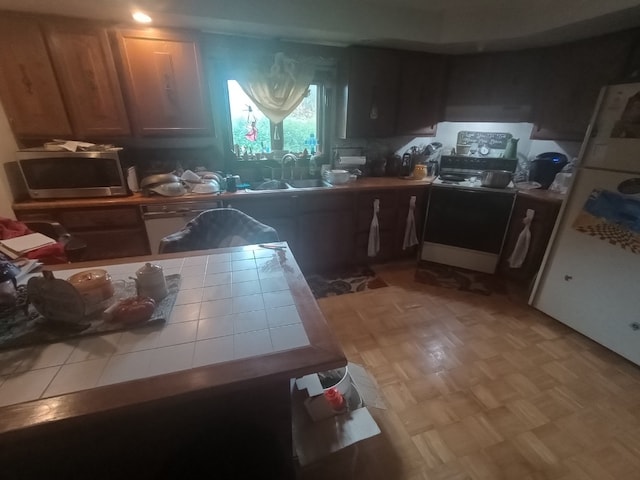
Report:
298,262,640,480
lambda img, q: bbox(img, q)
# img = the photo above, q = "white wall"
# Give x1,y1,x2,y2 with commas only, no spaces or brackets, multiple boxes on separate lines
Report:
0,102,18,219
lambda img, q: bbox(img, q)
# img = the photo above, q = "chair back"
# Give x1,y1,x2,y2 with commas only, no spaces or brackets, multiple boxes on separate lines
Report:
158,208,279,254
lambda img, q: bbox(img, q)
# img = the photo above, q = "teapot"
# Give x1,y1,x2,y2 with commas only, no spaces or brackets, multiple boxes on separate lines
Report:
133,262,168,301
504,138,519,159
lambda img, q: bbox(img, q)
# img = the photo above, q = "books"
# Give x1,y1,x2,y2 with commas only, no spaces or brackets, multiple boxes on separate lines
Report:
0,233,56,259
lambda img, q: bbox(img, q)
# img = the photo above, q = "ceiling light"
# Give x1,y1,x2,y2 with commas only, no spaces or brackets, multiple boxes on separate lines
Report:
132,11,152,24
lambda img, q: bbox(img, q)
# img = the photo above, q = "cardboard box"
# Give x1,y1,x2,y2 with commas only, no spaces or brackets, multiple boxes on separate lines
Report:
292,362,385,466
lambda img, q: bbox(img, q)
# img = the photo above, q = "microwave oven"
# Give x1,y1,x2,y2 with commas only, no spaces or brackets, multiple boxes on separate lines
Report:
16,150,128,199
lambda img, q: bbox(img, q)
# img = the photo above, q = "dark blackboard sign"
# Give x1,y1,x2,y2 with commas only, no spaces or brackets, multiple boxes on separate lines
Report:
456,131,513,149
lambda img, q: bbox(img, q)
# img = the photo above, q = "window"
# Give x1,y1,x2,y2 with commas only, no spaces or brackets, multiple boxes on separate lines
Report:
227,80,318,157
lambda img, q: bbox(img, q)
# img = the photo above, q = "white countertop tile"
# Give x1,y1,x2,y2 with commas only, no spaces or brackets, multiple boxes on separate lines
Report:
197,315,234,340
234,330,273,359
97,350,154,386
44,358,109,397
231,269,259,283
193,336,234,367
147,343,195,377
202,284,233,301
0,248,313,408
199,298,233,319
0,367,59,407
271,324,309,351
266,305,302,328
232,293,264,313
233,310,268,334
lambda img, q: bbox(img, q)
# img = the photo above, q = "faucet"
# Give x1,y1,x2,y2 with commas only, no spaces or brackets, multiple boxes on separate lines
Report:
281,153,297,180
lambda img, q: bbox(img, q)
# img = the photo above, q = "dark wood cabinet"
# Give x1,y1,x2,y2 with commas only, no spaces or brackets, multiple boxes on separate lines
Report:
336,47,400,139
531,31,634,141
0,16,72,138
16,206,149,261
445,51,537,122
498,193,561,285
295,193,354,272
354,187,428,264
395,51,446,136
44,22,131,138
115,28,213,136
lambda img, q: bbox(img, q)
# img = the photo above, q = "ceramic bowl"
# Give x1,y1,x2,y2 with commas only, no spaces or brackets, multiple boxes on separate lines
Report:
326,169,350,185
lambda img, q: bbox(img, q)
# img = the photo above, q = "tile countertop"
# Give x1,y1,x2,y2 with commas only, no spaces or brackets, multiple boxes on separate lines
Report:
0,242,346,437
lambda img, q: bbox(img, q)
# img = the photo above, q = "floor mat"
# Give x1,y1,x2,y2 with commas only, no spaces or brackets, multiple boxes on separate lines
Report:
414,261,506,296
305,266,389,299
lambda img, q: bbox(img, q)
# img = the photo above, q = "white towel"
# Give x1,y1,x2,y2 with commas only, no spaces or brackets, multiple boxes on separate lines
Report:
403,195,419,249
368,199,380,257
508,209,535,268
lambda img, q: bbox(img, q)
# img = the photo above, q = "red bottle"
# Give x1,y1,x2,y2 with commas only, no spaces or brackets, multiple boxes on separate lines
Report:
324,387,345,411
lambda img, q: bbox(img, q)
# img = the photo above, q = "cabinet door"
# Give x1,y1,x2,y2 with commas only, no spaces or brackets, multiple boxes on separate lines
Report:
297,211,354,273
45,22,131,138
531,32,633,141
498,194,560,284
395,52,446,135
394,187,428,259
116,29,213,136
0,16,72,138
338,47,399,138
445,51,536,122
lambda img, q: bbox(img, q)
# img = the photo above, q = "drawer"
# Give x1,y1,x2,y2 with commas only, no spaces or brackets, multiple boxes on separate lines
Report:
60,207,142,230
225,197,294,219
296,193,353,213
357,190,398,209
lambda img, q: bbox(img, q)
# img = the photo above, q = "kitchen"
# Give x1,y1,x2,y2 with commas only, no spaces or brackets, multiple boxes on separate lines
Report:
3,1,640,478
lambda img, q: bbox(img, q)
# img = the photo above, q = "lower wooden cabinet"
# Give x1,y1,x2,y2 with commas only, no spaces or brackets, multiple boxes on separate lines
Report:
16,206,149,261
498,193,561,285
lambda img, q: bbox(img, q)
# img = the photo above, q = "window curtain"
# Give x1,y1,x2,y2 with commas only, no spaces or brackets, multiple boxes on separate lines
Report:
235,52,315,124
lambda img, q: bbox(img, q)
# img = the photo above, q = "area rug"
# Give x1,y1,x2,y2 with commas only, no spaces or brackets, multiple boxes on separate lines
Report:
305,266,388,299
415,261,506,296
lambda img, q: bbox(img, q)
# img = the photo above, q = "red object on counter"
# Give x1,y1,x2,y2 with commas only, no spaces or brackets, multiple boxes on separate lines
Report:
324,387,345,411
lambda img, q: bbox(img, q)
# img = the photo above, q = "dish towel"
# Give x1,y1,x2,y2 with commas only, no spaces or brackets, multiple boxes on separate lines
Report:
368,199,380,257
508,208,535,268
403,195,419,249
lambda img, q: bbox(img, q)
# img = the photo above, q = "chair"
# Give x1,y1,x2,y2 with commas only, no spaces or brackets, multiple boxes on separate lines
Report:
158,208,279,254
23,220,87,263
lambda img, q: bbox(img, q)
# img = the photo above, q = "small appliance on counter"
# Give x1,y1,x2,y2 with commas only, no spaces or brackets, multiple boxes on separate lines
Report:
528,152,568,189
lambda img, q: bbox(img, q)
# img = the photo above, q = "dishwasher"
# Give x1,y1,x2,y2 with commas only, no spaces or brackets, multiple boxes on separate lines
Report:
141,201,222,254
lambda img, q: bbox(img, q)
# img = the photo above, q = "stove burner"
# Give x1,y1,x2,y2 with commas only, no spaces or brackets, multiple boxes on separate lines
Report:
439,174,466,183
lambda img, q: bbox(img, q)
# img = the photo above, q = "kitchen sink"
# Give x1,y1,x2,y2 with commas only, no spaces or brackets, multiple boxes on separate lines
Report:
287,179,332,188
247,180,292,190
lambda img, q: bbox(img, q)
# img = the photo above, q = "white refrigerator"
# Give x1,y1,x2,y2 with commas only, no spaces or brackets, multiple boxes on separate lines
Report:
531,82,640,366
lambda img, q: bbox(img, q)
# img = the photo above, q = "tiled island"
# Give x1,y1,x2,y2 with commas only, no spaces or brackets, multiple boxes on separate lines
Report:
0,242,346,478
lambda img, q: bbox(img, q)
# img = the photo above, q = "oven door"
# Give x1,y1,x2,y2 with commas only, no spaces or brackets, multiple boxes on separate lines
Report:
421,185,515,273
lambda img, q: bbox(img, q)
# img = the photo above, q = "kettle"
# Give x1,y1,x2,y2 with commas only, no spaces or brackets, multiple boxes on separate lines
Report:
133,262,168,301
504,138,519,159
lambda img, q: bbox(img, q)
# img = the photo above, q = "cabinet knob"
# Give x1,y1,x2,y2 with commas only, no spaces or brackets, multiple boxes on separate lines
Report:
630,322,640,331
564,275,573,281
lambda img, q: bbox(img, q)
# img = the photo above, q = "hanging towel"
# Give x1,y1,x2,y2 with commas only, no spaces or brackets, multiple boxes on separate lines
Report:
508,209,535,268
403,195,419,249
368,199,380,257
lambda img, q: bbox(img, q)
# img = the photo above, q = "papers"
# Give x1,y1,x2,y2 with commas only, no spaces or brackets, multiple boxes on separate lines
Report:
0,233,56,259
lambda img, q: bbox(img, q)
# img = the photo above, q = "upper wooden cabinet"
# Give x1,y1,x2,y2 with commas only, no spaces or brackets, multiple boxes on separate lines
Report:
337,47,400,139
0,16,72,138
44,22,131,138
445,51,538,122
531,31,634,141
115,28,213,136
395,51,447,136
